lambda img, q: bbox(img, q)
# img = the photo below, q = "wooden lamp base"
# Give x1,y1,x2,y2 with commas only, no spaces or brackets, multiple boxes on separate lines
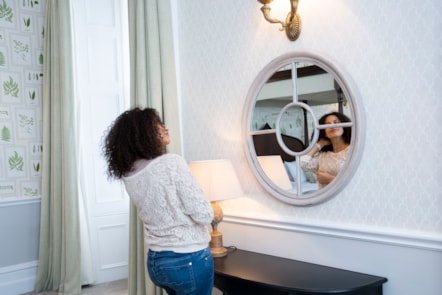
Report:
210,231,227,257
210,201,228,257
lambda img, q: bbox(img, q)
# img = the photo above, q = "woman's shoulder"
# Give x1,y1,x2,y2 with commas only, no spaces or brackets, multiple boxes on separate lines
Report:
151,153,188,169
123,154,184,180
156,153,185,163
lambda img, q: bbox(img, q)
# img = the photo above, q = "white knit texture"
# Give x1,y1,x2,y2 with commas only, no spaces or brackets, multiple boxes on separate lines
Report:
123,154,213,252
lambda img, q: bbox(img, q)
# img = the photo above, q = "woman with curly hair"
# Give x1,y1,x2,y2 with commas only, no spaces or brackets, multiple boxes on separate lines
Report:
103,107,214,295
301,111,352,189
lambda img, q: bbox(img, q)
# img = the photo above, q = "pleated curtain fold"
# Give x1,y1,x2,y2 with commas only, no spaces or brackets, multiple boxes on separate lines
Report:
35,0,82,294
127,0,181,294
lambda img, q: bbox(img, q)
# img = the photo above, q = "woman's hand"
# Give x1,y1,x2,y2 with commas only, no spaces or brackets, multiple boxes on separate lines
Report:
317,138,331,149
316,169,334,186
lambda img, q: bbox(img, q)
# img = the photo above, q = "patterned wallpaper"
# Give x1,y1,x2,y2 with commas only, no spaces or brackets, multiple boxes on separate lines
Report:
0,0,45,200
177,0,442,234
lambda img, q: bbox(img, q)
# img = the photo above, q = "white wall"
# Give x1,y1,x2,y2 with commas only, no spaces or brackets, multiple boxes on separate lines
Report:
176,1,442,294
0,200,40,294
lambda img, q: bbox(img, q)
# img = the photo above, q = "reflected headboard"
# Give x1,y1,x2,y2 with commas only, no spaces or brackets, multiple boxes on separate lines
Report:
252,133,304,162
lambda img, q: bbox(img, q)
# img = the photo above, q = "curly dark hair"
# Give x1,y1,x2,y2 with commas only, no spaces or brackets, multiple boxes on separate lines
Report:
103,107,166,179
318,111,352,152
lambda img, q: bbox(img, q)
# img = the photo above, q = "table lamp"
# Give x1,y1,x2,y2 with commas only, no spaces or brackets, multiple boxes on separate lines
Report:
189,159,243,257
257,155,292,190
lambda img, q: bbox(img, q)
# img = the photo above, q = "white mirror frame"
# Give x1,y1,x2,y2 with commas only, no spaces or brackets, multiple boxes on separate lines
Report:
243,50,366,206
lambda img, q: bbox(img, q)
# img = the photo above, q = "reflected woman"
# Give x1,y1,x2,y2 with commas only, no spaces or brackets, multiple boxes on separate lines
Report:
301,111,351,189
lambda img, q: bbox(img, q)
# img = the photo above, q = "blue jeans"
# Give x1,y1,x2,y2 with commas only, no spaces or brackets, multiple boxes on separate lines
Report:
147,247,214,295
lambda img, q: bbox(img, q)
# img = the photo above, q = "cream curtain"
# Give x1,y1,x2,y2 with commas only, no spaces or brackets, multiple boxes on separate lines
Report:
127,0,181,294
35,0,81,294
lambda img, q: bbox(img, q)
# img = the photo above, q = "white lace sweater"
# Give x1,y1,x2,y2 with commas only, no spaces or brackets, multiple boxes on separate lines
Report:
301,146,349,189
123,154,213,253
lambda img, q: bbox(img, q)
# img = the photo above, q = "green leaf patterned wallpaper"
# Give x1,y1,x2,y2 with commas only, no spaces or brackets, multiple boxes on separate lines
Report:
0,0,44,200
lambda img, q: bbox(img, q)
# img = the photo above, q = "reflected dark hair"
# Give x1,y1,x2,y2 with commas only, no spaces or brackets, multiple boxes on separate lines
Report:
319,111,351,152
102,107,165,179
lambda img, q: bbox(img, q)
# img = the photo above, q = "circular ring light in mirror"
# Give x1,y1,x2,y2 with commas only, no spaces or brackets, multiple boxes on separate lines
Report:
243,51,365,206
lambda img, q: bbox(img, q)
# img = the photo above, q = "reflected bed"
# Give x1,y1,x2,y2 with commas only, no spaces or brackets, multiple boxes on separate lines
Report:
253,133,318,195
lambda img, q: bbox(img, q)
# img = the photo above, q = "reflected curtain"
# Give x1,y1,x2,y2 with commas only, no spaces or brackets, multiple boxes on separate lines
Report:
127,0,181,294
35,0,81,294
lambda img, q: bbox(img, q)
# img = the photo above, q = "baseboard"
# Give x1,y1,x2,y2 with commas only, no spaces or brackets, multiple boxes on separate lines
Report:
0,261,38,295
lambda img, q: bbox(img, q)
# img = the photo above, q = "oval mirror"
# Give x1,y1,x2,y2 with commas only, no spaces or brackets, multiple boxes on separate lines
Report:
243,51,365,206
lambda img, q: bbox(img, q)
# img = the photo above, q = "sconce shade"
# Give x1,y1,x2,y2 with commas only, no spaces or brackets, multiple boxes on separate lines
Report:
188,159,243,202
189,159,243,257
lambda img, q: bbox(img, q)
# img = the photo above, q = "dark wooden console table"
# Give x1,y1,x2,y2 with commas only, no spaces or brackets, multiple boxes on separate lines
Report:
213,249,387,295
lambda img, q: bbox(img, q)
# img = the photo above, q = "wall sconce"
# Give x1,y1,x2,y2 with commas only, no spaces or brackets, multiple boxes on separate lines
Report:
189,159,243,257
258,0,302,41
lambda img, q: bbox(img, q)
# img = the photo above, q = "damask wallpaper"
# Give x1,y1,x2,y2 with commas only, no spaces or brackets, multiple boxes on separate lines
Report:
178,0,442,234
0,0,44,200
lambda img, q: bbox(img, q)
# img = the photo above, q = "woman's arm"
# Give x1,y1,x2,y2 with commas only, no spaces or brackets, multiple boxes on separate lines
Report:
174,156,214,225
316,170,335,186
306,138,330,157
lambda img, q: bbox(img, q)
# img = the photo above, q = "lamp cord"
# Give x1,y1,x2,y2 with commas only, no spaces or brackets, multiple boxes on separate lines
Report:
224,245,237,254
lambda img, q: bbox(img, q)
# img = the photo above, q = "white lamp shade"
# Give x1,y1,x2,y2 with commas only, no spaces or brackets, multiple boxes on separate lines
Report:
189,159,243,201
257,155,292,190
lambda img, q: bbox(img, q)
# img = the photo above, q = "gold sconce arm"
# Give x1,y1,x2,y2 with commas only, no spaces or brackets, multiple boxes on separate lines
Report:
258,0,302,41
260,5,286,31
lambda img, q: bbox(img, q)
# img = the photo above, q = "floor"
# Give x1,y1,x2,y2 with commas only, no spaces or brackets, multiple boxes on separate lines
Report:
21,279,128,295
21,279,223,295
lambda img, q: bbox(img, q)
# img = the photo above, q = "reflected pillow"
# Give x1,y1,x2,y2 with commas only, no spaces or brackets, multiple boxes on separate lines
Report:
283,161,307,183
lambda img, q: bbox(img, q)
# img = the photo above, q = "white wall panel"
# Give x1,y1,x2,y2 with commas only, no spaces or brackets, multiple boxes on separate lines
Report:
73,0,130,284
93,215,129,283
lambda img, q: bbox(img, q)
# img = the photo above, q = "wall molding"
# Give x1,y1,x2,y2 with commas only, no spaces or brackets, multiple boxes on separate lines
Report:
224,213,442,252
0,197,40,208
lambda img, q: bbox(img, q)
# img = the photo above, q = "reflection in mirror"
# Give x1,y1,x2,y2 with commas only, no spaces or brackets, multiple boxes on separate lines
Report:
243,51,365,206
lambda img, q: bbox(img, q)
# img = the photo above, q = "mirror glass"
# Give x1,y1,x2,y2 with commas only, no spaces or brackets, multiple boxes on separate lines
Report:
243,51,365,206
